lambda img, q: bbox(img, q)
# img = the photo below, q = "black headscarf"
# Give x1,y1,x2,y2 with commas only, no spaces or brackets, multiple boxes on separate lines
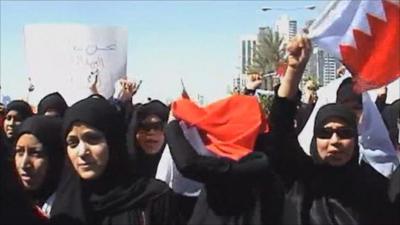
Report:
2,100,34,157
283,103,377,225
127,100,169,177
61,96,129,179
51,96,171,224
6,100,34,120
37,92,68,117
310,103,359,164
0,123,47,225
14,115,64,205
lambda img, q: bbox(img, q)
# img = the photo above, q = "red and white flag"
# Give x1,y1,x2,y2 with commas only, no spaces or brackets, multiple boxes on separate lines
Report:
309,0,400,92
172,95,267,161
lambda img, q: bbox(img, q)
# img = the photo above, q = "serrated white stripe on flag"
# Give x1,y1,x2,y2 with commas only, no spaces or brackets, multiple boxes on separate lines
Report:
309,0,360,59
308,0,388,60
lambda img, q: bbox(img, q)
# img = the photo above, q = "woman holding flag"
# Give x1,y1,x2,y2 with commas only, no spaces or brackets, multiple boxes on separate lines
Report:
267,34,397,225
165,91,284,224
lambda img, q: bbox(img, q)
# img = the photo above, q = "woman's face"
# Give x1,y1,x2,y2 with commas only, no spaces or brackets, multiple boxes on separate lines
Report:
66,122,109,180
15,134,48,191
315,117,356,166
135,115,165,155
3,110,23,139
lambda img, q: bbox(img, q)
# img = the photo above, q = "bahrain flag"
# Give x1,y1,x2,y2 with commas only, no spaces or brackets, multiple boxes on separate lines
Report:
309,0,399,92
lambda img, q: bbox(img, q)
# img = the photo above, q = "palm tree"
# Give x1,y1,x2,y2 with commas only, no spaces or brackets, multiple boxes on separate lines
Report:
247,27,286,91
248,27,285,76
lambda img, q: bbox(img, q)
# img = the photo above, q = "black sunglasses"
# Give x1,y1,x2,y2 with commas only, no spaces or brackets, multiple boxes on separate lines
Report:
138,121,165,132
315,127,355,139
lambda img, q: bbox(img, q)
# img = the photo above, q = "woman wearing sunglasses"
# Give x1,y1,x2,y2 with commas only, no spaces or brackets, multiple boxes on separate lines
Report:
127,100,169,178
267,35,396,224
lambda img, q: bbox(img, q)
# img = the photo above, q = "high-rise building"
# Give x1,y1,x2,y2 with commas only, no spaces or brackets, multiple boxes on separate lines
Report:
236,34,257,91
305,46,341,87
322,52,340,86
274,15,297,44
304,44,319,80
239,35,257,75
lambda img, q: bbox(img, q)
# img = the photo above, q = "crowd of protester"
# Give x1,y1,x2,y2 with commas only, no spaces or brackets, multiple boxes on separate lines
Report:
1,35,399,225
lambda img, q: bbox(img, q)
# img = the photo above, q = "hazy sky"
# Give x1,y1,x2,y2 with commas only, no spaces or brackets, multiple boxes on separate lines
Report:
1,0,328,104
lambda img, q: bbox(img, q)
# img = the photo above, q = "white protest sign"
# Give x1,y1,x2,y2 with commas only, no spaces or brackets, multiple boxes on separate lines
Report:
24,24,127,105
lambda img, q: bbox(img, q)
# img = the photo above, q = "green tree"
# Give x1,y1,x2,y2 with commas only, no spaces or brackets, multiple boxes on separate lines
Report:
257,93,274,114
248,27,285,75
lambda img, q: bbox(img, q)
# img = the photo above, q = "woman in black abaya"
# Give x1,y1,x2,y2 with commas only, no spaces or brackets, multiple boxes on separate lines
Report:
127,100,169,178
50,96,180,225
14,115,64,217
268,35,396,225
2,100,33,158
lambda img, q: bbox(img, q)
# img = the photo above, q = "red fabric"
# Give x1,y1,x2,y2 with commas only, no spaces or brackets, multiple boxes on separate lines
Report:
172,95,266,161
276,62,288,77
339,0,400,92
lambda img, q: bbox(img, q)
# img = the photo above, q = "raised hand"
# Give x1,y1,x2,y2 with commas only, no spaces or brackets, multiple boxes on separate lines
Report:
88,69,99,94
113,77,139,102
279,35,312,99
246,73,263,91
286,35,312,72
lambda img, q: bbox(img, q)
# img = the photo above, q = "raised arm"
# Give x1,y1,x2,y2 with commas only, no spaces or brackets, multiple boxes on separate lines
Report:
109,78,140,122
270,35,311,135
166,120,271,184
267,35,313,185
278,35,311,100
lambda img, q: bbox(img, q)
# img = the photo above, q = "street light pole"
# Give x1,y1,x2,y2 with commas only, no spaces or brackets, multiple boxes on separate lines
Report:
261,5,316,12
261,7,272,12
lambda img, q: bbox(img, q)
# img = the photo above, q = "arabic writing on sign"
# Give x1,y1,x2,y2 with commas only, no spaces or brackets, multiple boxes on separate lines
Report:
73,44,117,55
74,55,105,71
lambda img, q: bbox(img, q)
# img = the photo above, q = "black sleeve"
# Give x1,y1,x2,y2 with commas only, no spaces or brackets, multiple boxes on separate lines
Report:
266,95,313,186
108,97,135,123
148,190,184,225
269,95,297,135
389,166,400,224
375,95,387,113
166,120,271,184
358,162,397,225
